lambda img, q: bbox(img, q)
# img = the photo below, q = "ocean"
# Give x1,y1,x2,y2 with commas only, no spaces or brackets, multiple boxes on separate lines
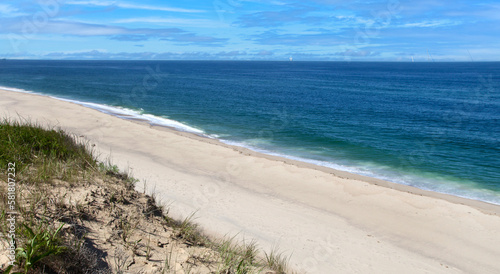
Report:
1,60,499,204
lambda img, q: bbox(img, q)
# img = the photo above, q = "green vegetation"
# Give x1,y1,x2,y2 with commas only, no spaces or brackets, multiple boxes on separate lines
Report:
215,236,259,274
0,119,292,273
0,118,95,184
0,119,102,273
265,247,291,274
4,223,66,273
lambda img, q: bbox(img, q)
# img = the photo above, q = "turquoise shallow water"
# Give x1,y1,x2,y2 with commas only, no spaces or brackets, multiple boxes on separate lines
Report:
1,60,499,204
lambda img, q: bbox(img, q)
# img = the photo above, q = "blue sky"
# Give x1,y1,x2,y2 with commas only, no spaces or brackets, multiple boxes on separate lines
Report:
0,0,499,61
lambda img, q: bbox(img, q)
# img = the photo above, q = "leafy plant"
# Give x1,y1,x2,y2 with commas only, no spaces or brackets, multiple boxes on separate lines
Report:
4,223,66,273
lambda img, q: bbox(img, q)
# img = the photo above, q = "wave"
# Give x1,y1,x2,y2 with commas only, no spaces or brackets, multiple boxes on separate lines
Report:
0,86,35,94
0,86,207,136
60,99,207,136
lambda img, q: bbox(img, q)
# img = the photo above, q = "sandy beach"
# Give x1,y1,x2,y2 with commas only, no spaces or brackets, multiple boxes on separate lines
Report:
1,88,500,273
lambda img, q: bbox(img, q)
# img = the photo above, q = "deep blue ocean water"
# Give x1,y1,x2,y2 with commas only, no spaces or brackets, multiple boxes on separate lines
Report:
1,60,499,204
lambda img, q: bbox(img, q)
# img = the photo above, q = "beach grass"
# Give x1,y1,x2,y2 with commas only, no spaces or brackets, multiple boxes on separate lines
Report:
0,118,95,184
0,119,291,273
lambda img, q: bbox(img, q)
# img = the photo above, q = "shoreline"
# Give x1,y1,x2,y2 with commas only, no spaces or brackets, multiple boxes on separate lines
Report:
149,122,500,215
2,86,498,213
2,88,500,272
2,86,499,211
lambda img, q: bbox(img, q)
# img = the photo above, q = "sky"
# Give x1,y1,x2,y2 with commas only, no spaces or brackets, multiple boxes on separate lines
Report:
0,0,499,61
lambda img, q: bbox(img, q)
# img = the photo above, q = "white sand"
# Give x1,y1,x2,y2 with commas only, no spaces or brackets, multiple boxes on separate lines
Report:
2,89,500,273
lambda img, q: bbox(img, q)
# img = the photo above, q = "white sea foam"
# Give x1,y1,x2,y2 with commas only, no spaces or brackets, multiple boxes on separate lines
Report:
220,139,500,205
0,86,206,136
0,86,35,94
141,114,204,134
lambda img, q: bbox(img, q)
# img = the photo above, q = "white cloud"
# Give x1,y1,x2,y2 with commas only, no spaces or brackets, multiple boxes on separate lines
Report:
47,21,127,35
398,20,461,28
0,3,15,13
0,17,227,45
0,3,27,17
114,17,223,27
242,0,289,5
1,19,141,36
66,0,205,13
